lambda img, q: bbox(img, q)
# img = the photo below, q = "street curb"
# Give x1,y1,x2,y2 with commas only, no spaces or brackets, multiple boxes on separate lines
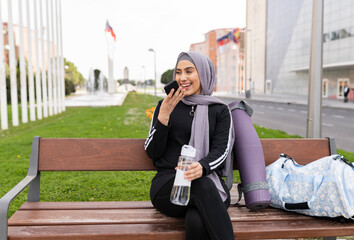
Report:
217,95,354,110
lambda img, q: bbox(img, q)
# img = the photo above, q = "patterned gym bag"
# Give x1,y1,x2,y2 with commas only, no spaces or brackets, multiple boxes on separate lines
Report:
266,154,354,220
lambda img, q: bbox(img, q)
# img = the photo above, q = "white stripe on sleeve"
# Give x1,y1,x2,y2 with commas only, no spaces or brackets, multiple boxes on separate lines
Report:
209,111,233,170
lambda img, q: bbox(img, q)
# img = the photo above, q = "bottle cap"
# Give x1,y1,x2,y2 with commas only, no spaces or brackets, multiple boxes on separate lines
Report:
181,145,196,158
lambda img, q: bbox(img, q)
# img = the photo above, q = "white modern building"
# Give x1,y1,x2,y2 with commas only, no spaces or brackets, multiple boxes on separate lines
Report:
246,0,354,100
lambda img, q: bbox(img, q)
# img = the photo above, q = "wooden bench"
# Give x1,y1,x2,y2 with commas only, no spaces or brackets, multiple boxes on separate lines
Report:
1,136,353,240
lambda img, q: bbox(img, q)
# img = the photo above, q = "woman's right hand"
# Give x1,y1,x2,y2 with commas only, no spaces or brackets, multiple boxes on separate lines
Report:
158,87,185,126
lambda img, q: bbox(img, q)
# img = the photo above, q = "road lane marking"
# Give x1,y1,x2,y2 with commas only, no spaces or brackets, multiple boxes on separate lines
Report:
333,115,345,118
322,123,334,127
288,109,296,112
300,110,307,114
277,107,284,110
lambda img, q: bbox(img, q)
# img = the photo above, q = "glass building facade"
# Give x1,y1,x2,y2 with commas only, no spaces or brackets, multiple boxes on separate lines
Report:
250,0,354,99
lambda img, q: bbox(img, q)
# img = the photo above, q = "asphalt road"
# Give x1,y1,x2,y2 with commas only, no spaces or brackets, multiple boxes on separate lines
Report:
220,97,354,152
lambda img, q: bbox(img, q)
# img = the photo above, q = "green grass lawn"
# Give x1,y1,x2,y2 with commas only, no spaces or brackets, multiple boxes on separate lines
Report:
1,93,157,217
1,92,353,218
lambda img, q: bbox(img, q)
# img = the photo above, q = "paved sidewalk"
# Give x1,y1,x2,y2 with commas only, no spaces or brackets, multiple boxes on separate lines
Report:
65,88,354,110
65,90,127,107
215,92,354,110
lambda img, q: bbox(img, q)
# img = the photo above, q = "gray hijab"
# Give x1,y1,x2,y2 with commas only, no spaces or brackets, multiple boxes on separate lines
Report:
174,51,234,201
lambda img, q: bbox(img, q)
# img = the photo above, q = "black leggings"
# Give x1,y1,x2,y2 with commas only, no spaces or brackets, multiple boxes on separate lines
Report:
152,177,234,240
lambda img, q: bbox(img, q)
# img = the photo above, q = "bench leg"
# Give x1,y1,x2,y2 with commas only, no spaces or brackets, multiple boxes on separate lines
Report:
323,237,336,240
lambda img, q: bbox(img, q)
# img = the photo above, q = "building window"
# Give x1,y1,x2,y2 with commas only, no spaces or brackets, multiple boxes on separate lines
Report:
330,31,339,40
266,79,272,94
323,33,330,42
349,26,354,36
339,29,351,38
322,79,328,98
337,78,349,98
323,27,354,42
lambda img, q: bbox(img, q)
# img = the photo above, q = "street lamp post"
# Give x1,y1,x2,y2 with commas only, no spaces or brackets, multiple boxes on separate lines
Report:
148,48,157,103
245,28,252,98
141,66,146,93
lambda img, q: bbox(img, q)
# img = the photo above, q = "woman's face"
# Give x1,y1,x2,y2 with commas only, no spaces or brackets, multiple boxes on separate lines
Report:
175,60,202,96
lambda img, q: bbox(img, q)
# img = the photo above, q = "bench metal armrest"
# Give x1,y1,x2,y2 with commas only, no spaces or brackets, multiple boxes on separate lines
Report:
0,175,38,240
0,136,40,240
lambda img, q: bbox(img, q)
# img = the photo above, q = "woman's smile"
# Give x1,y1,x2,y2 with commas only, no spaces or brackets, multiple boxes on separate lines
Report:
181,82,192,90
175,60,202,96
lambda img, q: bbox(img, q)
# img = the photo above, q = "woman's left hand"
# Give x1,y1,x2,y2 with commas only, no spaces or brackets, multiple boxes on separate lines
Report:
185,162,203,181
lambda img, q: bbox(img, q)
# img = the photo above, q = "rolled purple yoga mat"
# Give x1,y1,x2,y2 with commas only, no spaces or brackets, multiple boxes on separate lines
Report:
229,101,270,210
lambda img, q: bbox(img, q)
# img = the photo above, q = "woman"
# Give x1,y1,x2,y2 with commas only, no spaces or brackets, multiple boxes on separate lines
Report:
145,51,234,240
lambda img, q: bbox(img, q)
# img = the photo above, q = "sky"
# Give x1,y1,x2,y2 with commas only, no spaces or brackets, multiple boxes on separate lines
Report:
2,0,246,83
61,0,246,82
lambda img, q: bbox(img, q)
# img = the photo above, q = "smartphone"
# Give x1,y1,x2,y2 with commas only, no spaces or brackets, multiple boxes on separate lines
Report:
164,81,179,95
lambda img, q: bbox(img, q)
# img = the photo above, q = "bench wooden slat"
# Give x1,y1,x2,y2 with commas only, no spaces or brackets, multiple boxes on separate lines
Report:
19,200,246,211
17,184,246,211
8,223,186,240
38,138,154,171
234,219,354,239
9,204,331,226
260,138,331,166
38,138,332,171
9,209,181,226
8,219,353,240
19,201,154,210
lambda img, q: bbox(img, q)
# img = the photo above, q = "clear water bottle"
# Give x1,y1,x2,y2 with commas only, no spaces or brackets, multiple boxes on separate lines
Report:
170,145,196,206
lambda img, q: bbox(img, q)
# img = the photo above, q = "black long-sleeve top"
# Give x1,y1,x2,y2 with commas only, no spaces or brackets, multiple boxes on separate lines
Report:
145,100,233,200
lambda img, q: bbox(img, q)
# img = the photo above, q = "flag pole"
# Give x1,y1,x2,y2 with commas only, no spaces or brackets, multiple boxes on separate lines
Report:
26,0,36,121
8,0,20,126
105,20,116,94
59,0,65,111
18,0,28,123
39,0,48,117
108,56,114,94
33,0,43,120
51,0,58,114
0,0,8,129
46,0,53,116
55,0,62,113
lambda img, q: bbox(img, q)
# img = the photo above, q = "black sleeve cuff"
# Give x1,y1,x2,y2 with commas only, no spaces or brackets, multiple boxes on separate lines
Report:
199,160,210,176
202,165,206,176
155,118,171,130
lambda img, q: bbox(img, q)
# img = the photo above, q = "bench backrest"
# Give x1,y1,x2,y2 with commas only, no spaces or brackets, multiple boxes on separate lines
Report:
36,137,336,172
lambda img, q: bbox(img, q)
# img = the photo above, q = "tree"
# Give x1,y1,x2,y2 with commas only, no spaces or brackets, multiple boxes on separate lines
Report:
5,62,23,102
143,79,155,86
117,79,136,86
64,59,85,87
160,69,173,84
4,58,83,98
65,79,75,95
